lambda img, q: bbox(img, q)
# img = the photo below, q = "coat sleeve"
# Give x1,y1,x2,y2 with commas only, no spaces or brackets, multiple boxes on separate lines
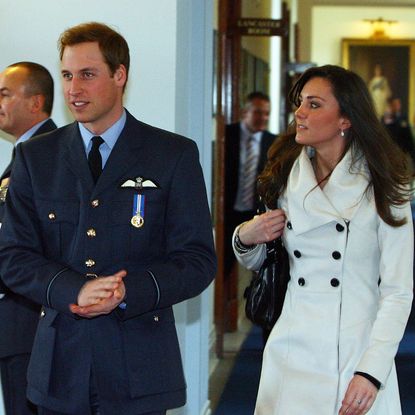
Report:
355,202,414,387
232,225,266,271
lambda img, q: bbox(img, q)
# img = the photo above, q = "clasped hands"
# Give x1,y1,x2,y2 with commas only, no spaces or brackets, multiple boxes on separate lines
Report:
69,270,127,318
238,209,286,246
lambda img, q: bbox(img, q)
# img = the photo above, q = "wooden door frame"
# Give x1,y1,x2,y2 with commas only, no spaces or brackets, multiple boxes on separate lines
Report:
214,0,290,358
214,0,242,358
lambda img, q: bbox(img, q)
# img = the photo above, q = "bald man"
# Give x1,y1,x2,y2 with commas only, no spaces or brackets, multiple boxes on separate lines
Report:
0,62,56,415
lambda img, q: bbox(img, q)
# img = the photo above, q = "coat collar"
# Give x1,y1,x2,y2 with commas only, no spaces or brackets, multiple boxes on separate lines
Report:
62,111,145,196
285,146,372,235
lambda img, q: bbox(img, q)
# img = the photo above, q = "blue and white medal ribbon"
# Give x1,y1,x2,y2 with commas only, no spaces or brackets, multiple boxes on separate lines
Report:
131,194,145,228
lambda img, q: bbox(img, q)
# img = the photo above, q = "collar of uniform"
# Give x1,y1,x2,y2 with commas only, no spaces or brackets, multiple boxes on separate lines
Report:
16,119,51,146
79,109,127,154
283,147,371,235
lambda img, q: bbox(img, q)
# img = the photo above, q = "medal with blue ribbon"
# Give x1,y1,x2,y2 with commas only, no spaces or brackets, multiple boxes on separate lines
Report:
131,194,145,228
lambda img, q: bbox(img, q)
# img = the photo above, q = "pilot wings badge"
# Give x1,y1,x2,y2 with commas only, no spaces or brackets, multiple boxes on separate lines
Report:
121,177,159,190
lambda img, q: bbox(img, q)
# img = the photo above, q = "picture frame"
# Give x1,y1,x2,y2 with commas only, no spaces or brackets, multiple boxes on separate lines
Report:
341,38,415,121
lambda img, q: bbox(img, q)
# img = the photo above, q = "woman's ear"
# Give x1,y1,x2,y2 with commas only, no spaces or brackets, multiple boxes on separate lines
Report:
340,117,351,130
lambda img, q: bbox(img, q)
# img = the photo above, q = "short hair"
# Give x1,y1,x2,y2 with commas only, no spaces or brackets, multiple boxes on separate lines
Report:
245,91,270,106
8,61,54,115
58,22,130,82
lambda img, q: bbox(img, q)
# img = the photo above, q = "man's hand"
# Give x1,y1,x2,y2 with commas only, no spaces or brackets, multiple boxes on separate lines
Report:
338,374,378,415
69,270,127,318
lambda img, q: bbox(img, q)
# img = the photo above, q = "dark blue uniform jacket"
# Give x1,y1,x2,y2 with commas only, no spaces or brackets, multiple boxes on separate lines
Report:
0,112,216,414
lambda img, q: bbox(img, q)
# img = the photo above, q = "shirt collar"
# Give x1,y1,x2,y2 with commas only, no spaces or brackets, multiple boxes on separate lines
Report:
240,122,262,142
16,119,50,146
79,109,127,151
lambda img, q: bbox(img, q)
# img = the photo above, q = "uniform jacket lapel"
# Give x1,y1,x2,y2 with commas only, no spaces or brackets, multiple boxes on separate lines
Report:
93,112,144,196
286,147,371,235
62,123,95,191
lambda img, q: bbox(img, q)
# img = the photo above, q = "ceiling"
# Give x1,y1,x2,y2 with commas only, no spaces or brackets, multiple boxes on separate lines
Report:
312,0,415,6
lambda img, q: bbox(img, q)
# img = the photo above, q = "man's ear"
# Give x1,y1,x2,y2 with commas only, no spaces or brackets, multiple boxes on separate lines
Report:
114,65,127,87
30,94,45,114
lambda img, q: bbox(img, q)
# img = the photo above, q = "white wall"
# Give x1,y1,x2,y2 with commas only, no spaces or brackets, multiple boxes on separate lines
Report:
311,6,415,66
0,0,179,168
0,1,214,414
241,0,272,63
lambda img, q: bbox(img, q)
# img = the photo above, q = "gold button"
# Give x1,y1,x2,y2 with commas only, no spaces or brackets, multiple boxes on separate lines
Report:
48,212,56,220
153,315,159,322
91,199,99,208
87,228,96,237
85,259,95,267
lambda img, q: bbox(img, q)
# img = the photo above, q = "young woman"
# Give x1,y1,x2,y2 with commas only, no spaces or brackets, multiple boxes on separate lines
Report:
233,65,413,415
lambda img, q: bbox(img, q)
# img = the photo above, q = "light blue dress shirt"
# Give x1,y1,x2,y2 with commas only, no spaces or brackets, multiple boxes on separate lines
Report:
79,109,127,168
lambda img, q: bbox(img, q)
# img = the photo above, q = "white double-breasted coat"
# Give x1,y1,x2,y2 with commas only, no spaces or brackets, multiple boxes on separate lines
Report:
235,148,413,414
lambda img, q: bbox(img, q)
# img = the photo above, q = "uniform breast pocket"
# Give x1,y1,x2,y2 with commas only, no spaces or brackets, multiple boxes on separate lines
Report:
109,192,166,262
36,200,79,260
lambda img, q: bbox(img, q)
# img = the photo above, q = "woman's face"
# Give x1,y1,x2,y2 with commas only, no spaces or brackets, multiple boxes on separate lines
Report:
294,77,350,154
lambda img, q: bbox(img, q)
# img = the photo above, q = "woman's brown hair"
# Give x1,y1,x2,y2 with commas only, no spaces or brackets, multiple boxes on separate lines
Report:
258,65,413,226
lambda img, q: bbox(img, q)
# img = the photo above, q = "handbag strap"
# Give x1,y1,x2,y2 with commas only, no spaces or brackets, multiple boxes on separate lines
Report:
265,238,281,261
258,196,283,261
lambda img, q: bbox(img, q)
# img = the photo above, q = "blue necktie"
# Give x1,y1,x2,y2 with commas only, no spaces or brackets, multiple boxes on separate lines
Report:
88,136,104,183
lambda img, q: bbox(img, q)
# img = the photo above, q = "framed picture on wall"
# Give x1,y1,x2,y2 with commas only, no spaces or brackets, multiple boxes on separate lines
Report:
341,38,415,121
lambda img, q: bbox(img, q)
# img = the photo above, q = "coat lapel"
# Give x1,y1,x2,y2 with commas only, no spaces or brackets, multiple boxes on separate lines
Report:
92,113,144,196
286,147,371,235
62,123,95,191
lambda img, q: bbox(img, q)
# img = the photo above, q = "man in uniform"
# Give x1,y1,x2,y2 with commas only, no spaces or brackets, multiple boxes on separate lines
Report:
0,23,216,415
0,61,56,415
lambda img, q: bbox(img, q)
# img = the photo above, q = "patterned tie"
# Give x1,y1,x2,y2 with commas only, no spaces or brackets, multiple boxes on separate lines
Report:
241,136,257,209
88,136,104,183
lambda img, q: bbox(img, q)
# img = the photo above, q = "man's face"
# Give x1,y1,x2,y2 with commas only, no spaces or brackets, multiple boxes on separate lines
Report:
0,67,33,137
391,98,401,114
61,41,126,135
242,98,270,133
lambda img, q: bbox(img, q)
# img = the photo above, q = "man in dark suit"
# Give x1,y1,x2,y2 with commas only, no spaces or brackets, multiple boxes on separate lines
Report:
382,97,415,168
0,22,216,415
0,61,56,415
224,92,276,330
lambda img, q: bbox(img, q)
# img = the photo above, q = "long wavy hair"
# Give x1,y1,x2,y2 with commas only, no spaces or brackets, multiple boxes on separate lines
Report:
258,65,413,226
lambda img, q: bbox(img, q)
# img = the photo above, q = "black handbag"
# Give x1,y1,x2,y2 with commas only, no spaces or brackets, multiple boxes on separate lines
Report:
244,237,290,331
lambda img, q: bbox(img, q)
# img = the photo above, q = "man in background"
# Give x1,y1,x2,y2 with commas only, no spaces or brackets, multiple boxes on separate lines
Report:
223,91,276,331
382,96,415,168
0,61,56,415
